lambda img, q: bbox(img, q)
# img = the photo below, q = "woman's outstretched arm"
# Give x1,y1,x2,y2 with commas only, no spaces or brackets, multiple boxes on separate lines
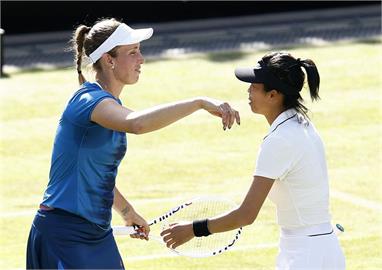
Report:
91,97,240,134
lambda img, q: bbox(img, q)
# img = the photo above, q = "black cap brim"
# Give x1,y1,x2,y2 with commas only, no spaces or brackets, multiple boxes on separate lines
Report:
235,67,265,84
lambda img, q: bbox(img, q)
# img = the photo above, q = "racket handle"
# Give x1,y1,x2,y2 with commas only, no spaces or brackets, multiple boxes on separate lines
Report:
112,225,137,235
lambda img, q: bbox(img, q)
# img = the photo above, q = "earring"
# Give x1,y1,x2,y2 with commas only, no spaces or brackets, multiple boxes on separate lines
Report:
111,64,115,70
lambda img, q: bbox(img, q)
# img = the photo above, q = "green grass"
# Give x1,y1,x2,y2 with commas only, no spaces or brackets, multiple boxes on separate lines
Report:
1,39,381,269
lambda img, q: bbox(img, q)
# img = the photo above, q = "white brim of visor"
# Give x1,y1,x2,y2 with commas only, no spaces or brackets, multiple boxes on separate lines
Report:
89,23,153,63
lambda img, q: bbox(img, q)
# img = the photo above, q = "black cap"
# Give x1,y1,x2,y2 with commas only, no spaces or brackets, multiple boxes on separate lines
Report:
234,60,299,95
235,63,266,84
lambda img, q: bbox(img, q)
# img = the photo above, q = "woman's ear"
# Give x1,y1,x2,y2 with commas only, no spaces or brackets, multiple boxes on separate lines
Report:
267,89,278,99
101,53,115,69
268,89,283,104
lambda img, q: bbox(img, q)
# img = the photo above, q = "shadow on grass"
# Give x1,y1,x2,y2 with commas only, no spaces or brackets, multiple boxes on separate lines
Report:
350,37,381,45
2,66,73,77
0,73,11,79
145,50,251,64
147,36,382,65
206,51,250,62
4,37,381,76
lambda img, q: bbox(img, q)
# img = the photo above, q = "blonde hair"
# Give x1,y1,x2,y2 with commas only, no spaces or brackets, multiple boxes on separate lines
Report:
71,18,122,85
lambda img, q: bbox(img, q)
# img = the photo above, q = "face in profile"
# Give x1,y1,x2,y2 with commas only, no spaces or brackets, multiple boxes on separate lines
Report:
112,43,145,85
247,83,269,114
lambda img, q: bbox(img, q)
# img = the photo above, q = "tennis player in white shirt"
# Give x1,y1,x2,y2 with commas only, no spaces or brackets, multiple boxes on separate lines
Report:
161,52,346,269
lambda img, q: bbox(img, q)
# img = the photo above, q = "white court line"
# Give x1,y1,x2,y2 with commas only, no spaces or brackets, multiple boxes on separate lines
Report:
0,197,184,218
124,233,368,262
126,242,278,262
0,210,36,218
1,190,381,218
331,190,382,211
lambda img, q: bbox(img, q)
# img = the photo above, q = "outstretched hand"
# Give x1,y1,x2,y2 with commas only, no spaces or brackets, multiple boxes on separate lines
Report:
160,222,194,249
201,97,240,130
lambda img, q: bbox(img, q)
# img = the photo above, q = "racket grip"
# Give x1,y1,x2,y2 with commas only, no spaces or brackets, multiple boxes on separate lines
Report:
112,225,137,235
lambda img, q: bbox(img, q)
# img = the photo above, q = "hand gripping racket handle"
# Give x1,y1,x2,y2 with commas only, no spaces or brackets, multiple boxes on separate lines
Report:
112,225,139,235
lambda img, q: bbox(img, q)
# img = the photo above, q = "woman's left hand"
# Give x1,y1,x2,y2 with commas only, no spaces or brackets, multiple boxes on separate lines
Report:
160,222,194,249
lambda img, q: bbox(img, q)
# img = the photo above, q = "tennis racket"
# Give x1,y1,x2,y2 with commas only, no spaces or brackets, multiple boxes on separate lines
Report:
112,196,243,258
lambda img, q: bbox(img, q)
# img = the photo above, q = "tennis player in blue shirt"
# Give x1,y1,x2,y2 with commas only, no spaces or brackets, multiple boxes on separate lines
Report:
26,18,240,269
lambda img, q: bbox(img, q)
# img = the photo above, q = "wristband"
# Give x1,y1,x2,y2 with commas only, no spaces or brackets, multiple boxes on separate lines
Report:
193,219,211,237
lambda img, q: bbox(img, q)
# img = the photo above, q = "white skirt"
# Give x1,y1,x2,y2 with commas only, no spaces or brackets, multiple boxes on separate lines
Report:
276,223,345,270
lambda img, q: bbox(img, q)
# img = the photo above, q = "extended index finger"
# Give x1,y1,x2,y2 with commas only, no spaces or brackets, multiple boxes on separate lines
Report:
160,228,170,237
160,223,177,236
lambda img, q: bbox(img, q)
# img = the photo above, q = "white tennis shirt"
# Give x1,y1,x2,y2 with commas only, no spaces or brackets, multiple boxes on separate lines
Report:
255,109,331,228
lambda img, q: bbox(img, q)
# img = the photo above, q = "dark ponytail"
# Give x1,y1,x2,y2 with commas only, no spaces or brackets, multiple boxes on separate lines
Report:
299,59,320,101
261,52,321,119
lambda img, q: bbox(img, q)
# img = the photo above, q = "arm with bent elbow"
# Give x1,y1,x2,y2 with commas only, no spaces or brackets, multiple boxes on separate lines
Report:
161,176,274,248
208,176,274,233
91,97,240,134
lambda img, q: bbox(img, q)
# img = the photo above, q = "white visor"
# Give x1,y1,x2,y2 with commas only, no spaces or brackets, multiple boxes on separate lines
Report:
89,23,153,63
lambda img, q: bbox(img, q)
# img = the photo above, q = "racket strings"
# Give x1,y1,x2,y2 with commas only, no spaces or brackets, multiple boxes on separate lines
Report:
168,199,240,257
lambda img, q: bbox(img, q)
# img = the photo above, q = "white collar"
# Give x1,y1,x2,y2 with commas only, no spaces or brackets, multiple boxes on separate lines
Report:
264,109,298,139
93,81,103,90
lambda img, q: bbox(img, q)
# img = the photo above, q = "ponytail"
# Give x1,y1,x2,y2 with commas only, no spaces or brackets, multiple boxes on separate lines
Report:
260,52,322,119
69,19,123,86
72,25,91,85
299,59,320,101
